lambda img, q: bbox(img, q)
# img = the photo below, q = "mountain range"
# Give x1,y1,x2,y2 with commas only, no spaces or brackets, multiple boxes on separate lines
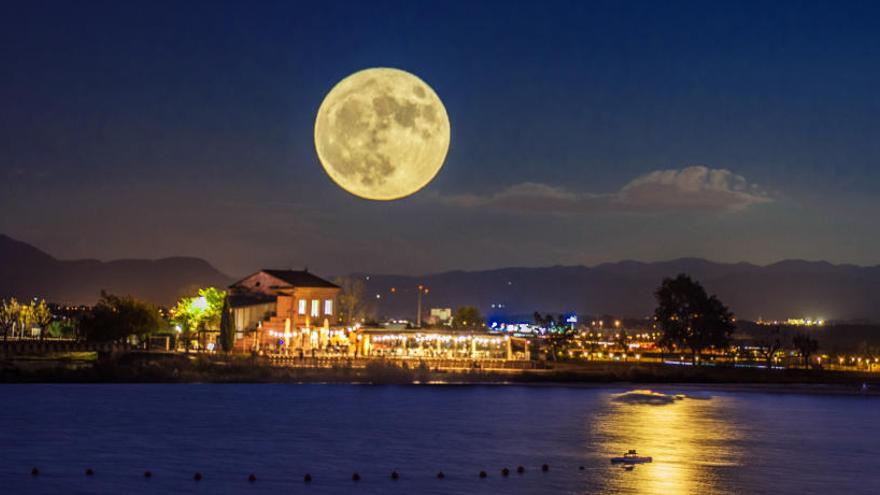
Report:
357,259,880,322
0,234,232,307
2,234,880,321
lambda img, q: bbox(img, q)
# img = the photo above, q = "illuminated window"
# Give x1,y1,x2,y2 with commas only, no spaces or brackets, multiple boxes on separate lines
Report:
324,299,333,315
298,299,306,315
311,299,320,317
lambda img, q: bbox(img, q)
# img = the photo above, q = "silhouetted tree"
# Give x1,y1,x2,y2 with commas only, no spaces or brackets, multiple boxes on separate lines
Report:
792,332,819,368
756,325,784,369
453,306,484,330
533,311,545,327
334,276,371,325
616,329,629,361
80,292,165,343
218,297,235,353
533,312,574,361
654,274,736,364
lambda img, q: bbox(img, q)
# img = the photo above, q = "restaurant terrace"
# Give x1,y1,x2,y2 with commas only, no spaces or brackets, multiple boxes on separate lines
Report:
353,328,530,361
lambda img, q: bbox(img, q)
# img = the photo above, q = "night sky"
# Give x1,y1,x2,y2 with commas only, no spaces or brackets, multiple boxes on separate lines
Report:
2,0,879,277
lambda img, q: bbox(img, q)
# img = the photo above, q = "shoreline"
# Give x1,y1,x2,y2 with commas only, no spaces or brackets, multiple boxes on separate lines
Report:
1,354,878,395
1,378,875,398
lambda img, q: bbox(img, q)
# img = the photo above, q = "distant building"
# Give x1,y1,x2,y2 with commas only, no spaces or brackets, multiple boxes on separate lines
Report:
227,269,341,352
756,317,825,327
428,307,452,325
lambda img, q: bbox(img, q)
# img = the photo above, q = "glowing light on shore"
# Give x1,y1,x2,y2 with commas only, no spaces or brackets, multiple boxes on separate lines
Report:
593,393,740,494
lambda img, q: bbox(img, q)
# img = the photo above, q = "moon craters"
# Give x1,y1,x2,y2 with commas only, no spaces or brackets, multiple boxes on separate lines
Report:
315,68,450,200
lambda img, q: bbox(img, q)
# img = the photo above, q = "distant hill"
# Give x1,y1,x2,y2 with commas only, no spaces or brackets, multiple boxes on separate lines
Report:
355,258,880,322
0,234,233,307
4,233,880,321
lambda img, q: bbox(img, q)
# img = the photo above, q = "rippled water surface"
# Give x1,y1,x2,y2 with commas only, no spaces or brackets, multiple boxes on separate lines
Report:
0,384,877,494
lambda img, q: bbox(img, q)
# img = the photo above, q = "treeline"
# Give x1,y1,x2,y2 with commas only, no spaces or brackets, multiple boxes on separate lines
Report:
1,298,53,340
1,287,237,352
525,274,825,366
737,321,880,356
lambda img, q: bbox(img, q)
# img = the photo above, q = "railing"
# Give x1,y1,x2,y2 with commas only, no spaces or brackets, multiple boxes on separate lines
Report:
265,354,543,370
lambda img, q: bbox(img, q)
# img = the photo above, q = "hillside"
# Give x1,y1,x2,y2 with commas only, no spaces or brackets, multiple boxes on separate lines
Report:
4,233,880,321
356,258,880,322
0,234,233,306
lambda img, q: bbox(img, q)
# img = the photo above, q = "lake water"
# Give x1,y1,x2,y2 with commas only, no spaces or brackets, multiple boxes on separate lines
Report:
0,384,877,494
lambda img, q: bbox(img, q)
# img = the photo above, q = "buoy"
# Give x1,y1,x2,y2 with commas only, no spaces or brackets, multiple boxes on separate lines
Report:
516,465,525,474
31,467,39,476
304,473,312,482
436,471,445,479
144,470,152,478
248,473,257,482
352,472,361,481
541,463,549,472
479,470,487,478
390,470,399,480
579,465,585,471
501,467,510,476
193,472,203,481
85,468,95,476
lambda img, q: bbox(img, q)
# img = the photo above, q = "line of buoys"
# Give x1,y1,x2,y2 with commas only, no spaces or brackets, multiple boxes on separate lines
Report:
28,462,568,483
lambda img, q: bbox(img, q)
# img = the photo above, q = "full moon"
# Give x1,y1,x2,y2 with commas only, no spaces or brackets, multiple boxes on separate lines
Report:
314,68,450,200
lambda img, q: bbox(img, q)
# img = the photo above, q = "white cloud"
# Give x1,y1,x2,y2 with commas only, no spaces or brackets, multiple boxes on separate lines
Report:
433,165,772,214
615,166,772,212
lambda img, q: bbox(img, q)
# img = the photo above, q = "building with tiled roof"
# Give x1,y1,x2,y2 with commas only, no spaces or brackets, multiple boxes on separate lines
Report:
228,269,341,352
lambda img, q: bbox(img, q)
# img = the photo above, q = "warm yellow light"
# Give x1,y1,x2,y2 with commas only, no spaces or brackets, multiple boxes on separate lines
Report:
314,68,450,201
594,392,740,494
191,296,209,312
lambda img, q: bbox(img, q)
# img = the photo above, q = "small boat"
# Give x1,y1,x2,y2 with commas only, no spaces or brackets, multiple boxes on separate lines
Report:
611,450,652,464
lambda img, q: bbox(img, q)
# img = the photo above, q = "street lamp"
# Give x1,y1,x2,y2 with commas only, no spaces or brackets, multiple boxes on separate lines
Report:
416,284,429,328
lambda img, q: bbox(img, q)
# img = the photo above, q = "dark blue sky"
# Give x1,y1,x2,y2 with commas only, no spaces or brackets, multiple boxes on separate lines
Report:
2,0,879,276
